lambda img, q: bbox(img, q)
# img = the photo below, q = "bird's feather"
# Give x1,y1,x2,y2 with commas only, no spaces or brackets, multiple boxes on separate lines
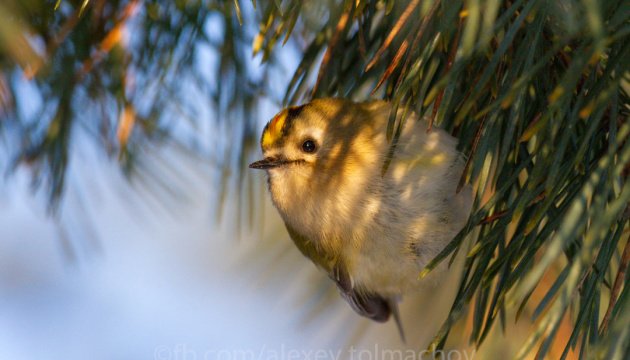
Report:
331,262,391,323
286,222,406,340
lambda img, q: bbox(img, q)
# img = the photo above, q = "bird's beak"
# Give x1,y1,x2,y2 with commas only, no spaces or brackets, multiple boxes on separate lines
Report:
249,157,287,170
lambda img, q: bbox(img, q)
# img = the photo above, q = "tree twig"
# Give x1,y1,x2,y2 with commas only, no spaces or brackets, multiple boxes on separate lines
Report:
393,0,441,92
429,18,462,132
477,192,546,224
599,233,630,334
457,115,485,193
311,3,353,96
371,39,409,94
365,0,420,72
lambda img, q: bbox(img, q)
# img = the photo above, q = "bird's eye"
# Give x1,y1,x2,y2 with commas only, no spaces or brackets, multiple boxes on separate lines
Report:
301,139,317,153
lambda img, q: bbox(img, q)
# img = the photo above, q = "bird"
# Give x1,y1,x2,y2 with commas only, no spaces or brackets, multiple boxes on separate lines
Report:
249,98,472,340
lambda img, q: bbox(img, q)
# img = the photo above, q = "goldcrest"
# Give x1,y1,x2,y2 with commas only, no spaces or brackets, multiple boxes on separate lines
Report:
250,98,472,338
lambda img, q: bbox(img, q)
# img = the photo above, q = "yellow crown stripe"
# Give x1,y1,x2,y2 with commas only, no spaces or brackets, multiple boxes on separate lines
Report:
262,110,288,148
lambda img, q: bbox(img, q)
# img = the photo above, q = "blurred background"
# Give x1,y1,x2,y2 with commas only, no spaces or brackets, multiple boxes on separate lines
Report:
0,136,472,359
1,0,628,359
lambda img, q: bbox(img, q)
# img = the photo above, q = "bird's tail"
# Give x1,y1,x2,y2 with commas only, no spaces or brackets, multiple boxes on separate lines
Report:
388,297,406,343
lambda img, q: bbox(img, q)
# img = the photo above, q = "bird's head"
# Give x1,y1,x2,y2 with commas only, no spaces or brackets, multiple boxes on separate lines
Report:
248,104,323,177
249,98,378,174
249,99,383,235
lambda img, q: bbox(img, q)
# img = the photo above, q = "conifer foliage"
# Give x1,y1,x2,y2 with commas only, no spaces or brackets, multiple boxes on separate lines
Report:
0,1,628,357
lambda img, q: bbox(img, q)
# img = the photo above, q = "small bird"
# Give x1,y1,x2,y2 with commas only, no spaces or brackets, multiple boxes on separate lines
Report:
249,98,472,339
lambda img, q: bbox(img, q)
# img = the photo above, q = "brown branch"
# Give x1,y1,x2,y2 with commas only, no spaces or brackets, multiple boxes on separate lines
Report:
393,0,441,93
519,112,543,142
76,0,140,81
357,13,367,59
599,233,630,334
26,0,107,79
479,209,508,225
364,0,420,72
46,5,84,53
477,192,547,225
371,39,409,94
457,115,486,193
311,3,353,96
429,18,462,132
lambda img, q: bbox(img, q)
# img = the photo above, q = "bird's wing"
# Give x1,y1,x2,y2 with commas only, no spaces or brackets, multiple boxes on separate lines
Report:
331,264,406,342
285,223,406,340
330,263,391,323
284,223,336,271
284,223,390,319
